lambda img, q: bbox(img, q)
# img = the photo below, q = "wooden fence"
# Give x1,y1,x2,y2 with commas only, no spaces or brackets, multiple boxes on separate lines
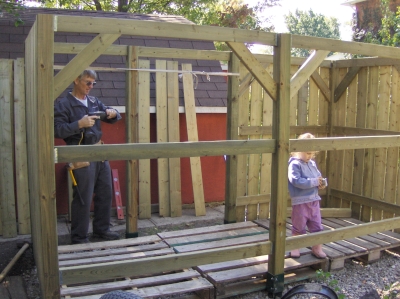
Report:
2,57,400,236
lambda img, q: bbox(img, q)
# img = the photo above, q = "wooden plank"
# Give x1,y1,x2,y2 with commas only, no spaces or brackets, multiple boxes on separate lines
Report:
332,126,400,136
158,221,258,239
239,125,327,136
290,50,329,96
260,71,273,220
341,69,357,209
136,278,213,298
164,227,267,246
0,59,17,238
59,248,175,267
111,169,124,220
315,67,330,182
308,68,319,130
167,61,182,218
56,15,277,45
329,67,346,208
59,242,168,261
53,33,121,99
333,67,360,102
56,139,276,162
61,269,202,297
13,58,31,235
362,66,379,222
247,80,263,220
330,189,400,215
58,235,162,253
156,60,170,217
235,66,248,222
372,65,390,221
291,34,400,60
125,46,139,235
182,63,206,216
137,60,151,219
173,233,269,253
32,14,59,299
385,68,399,220
226,42,277,100
269,33,291,278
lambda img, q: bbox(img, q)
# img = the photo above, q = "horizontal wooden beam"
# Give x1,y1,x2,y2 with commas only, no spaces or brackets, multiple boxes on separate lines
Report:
59,240,272,285
333,126,400,136
54,140,276,163
55,15,277,46
331,189,400,214
291,34,400,60
289,135,400,152
239,125,327,136
286,216,400,250
334,57,399,68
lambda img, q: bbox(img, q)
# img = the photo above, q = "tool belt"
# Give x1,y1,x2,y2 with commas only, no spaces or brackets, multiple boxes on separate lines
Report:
66,140,103,170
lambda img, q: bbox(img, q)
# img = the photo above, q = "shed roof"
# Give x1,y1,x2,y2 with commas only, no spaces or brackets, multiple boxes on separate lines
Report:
0,8,227,109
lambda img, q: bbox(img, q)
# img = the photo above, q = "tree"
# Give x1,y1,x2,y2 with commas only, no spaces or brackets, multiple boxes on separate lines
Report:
35,0,278,30
354,0,400,47
284,8,340,57
0,0,25,25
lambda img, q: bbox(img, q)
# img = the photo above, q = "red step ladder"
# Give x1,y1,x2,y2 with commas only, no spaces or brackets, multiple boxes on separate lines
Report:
112,169,124,220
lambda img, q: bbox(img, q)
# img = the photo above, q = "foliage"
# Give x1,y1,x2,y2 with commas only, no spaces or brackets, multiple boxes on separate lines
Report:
316,269,346,299
30,0,279,51
355,0,400,47
284,8,340,57
0,0,25,26
383,281,399,299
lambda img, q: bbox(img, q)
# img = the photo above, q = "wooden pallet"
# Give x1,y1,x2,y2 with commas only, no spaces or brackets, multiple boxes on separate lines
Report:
60,269,214,299
195,254,328,298
256,217,400,271
59,235,214,298
158,221,269,253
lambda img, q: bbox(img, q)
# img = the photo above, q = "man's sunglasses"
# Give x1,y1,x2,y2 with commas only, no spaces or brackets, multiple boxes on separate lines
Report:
84,81,97,87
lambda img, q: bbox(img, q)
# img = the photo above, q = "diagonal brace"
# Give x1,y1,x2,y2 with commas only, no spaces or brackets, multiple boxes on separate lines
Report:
54,33,121,99
226,41,277,100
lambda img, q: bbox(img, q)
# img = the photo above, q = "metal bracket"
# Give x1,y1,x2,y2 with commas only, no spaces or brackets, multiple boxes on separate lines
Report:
266,272,284,298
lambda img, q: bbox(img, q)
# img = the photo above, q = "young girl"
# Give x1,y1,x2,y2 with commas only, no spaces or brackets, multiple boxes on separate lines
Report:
288,133,327,259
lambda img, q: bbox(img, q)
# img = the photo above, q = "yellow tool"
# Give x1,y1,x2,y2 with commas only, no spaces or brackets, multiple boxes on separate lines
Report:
68,168,85,206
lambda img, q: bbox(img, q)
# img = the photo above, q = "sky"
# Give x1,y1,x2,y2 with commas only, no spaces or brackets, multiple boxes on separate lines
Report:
248,0,355,41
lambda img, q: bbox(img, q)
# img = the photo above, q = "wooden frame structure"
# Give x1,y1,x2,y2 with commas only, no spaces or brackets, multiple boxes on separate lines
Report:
25,14,400,298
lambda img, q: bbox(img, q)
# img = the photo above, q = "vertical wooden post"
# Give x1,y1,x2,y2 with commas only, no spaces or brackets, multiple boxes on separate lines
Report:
267,33,291,296
14,58,31,235
325,61,336,209
156,60,170,217
138,60,151,219
25,14,59,298
167,61,182,217
125,46,139,237
0,59,17,238
224,53,240,224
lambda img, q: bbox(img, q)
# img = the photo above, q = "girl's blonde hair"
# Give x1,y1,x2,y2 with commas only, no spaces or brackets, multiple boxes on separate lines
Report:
291,133,318,158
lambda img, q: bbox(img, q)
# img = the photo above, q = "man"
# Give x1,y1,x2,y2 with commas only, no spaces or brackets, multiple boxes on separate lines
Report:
54,70,122,244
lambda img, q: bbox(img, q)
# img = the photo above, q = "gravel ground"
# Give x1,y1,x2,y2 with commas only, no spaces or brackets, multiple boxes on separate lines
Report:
2,220,400,298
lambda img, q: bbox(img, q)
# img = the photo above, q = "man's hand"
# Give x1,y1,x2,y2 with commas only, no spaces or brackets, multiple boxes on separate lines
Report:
78,115,99,128
106,109,117,119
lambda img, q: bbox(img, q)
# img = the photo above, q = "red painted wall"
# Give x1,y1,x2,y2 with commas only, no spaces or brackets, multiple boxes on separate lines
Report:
55,113,227,215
